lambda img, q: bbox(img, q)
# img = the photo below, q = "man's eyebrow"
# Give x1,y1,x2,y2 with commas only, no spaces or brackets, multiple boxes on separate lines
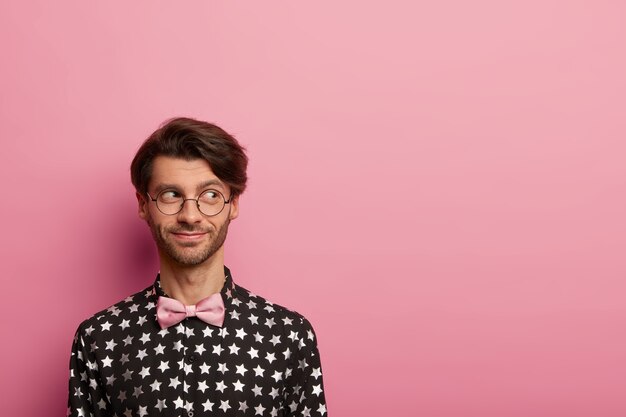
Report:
197,179,225,190
153,180,225,194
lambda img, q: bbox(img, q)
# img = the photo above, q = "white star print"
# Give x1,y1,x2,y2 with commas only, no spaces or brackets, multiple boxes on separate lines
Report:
155,399,166,411
270,335,281,345
233,380,244,391
255,403,266,415
173,397,184,409
97,399,106,409
219,400,231,412
253,365,265,377
203,398,214,411
158,360,169,372
169,377,181,389
248,347,259,359
283,347,292,359
197,380,209,393
133,386,143,398
236,364,247,376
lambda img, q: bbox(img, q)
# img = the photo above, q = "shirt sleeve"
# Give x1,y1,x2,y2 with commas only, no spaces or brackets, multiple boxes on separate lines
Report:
67,324,109,417
282,316,328,416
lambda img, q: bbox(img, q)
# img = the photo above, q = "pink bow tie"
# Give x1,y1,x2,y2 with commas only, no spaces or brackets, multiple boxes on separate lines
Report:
156,294,225,329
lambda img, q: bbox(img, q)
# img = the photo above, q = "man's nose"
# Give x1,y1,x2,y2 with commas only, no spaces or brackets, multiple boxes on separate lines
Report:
177,198,203,222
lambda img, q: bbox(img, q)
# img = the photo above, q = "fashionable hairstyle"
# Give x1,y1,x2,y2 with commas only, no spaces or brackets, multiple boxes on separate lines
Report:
131,117,248,198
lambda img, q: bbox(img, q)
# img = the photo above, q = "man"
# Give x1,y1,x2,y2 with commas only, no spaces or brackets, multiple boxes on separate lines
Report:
68,117,328,417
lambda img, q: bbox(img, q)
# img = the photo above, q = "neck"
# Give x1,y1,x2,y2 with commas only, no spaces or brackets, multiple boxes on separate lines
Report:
158,249,226,305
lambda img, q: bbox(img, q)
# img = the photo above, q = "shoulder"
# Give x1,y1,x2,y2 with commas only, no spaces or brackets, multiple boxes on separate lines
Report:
72,284,155,342
231,283,318,341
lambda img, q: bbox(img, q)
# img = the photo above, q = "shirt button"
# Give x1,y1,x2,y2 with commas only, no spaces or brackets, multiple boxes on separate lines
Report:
186,353,199,363
188,411,194,417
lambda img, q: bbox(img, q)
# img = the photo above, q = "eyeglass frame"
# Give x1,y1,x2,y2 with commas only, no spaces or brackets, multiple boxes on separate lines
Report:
145,188,232,217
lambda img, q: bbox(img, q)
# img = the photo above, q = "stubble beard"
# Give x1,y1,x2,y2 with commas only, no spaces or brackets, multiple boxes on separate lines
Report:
148,217,230,266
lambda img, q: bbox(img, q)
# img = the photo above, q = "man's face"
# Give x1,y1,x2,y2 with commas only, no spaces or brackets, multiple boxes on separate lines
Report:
137,156,239,267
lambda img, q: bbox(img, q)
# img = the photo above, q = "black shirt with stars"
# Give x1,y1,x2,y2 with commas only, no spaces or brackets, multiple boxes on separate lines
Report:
67,267,328,417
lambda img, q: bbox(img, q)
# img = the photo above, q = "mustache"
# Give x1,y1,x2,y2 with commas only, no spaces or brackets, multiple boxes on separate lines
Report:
167,224,210,233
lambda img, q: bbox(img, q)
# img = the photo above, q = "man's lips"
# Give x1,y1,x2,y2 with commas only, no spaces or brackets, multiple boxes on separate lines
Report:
171,231,208,240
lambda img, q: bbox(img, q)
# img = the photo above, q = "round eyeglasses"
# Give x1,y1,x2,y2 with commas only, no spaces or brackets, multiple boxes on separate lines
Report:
146,189,231,216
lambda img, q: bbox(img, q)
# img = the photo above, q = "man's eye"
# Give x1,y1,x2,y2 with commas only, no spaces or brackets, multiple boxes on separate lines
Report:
200,190,221,203
159,191,181,202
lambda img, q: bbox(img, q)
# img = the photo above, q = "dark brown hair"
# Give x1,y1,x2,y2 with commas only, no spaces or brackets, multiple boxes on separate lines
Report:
130,117,248,197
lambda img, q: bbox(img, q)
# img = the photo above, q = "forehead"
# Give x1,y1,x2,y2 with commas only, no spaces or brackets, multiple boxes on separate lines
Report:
149,156,226,191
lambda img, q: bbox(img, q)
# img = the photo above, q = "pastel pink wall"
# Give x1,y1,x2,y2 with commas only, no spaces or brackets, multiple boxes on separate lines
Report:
1,1,625,416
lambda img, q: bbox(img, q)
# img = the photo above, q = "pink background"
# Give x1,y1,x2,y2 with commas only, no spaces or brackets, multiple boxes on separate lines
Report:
1,1,625,416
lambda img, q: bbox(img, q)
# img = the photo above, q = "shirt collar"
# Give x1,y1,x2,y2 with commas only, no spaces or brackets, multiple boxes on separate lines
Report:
151,265,237,308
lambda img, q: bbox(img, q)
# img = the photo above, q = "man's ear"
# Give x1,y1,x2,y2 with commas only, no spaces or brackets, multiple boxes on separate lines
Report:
228,195,240,221
137,192,148,220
